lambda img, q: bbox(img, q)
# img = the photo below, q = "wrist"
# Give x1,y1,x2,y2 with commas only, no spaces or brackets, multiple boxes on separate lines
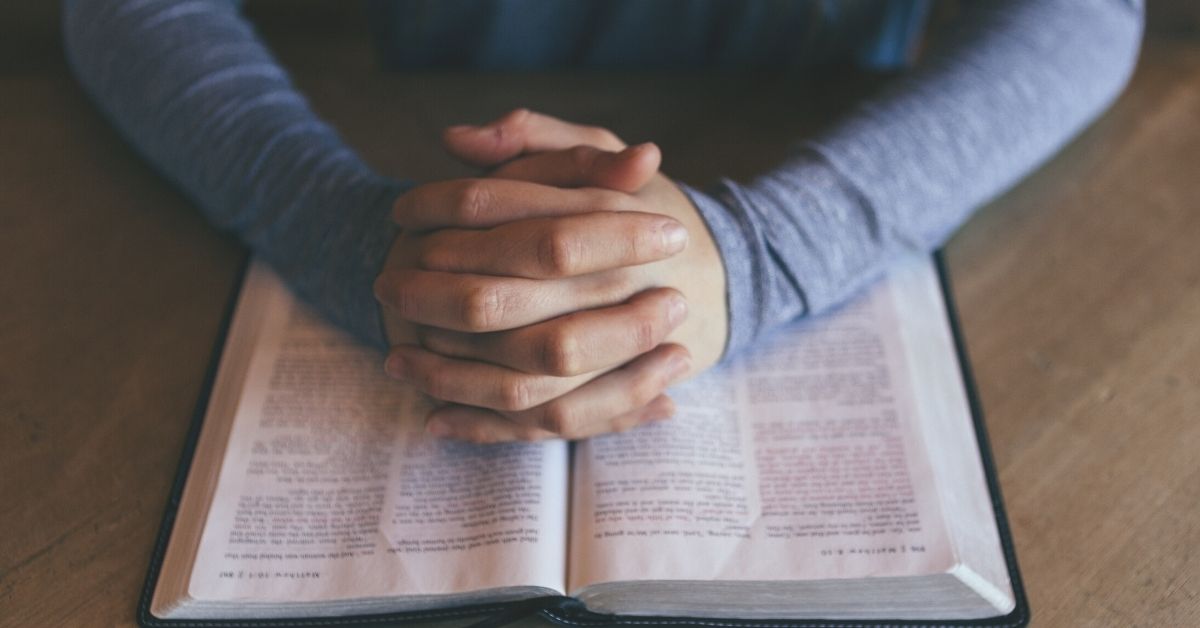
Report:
674,180,743,363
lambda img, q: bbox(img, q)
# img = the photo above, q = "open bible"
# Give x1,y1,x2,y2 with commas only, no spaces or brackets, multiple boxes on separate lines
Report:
140,255,1028,627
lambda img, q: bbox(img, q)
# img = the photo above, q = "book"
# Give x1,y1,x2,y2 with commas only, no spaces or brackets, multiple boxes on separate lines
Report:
139,254,1029,627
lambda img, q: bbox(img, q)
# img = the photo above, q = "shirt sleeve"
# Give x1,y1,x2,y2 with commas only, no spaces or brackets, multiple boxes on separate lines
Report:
683,0,1145,361
62,0,409,348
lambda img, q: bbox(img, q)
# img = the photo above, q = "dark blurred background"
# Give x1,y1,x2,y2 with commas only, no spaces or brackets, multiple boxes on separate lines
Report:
4,1,1199,76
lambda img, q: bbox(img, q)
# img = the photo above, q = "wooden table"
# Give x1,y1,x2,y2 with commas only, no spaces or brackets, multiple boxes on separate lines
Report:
2,11,1198,627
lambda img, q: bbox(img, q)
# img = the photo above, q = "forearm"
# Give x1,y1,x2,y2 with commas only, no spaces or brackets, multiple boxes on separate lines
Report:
691,0,1145,359
63,0,407,347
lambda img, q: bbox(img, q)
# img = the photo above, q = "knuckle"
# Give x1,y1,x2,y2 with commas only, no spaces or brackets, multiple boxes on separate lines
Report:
632,218,678,260
492,109,530,147
461,282,506,330
455,181,492,225
499,376,537,411
631,314,659,354
629,226,655,261
539,328,581,376
376,271,415,316
536,227,580,277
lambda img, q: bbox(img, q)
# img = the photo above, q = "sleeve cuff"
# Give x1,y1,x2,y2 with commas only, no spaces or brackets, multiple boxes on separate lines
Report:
677,180,763,363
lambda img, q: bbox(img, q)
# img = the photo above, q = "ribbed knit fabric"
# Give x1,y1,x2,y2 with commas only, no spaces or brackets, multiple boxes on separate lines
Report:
685,0,1143,358
63,0,411,347
62,0,1143,359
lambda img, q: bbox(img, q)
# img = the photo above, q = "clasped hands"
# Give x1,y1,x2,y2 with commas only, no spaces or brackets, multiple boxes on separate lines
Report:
374,110,727,443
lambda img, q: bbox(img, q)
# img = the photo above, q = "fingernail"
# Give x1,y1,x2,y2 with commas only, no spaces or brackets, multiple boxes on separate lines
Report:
446,125,474,134
660,221,688,253
668,354,691,381
384,354,407,380
666,295,688,327
426,418,452,437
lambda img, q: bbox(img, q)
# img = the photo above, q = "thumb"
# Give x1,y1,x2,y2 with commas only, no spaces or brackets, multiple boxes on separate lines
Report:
443,108,627,168
488,143,661,193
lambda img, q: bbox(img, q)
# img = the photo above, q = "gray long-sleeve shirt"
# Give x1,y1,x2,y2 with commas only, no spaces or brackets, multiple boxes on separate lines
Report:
62,0,1144,360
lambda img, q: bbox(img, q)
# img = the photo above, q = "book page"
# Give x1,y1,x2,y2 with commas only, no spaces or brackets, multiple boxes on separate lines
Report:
184,265,568,608
568,257,957,591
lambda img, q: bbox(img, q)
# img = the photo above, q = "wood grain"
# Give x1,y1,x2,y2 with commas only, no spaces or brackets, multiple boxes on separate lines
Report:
2,20,1198,628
